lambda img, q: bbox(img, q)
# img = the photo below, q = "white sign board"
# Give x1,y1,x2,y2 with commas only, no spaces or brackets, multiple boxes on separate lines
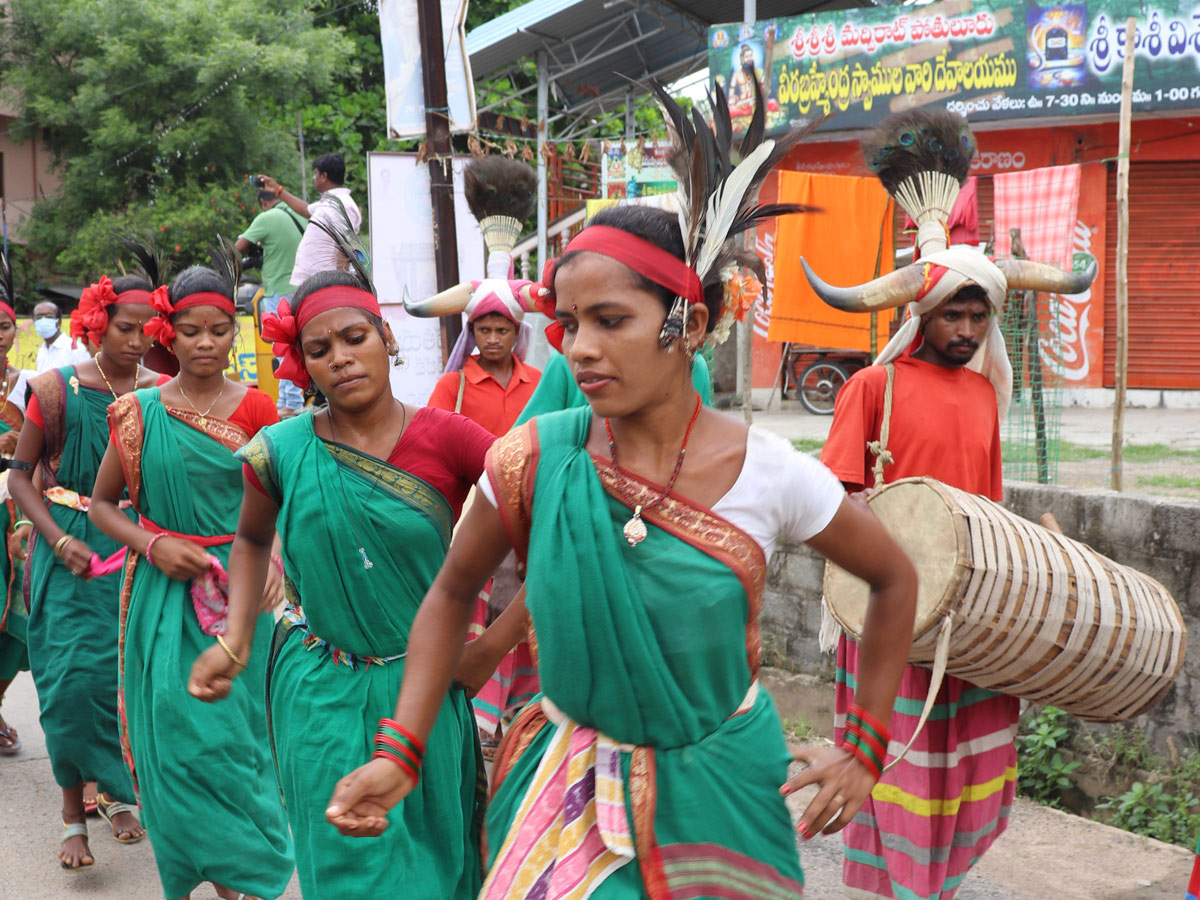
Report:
367,152,483,406
380,0,476,138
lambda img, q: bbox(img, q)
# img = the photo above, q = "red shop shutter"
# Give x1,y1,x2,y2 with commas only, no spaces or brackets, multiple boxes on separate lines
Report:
1104,162,1200,389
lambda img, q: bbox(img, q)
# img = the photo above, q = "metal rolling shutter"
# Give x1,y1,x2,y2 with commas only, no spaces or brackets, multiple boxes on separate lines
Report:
1104,162,1200,389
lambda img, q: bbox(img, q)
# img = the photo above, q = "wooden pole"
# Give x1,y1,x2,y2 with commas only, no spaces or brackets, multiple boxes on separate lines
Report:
416,0,462,360
1112,17,1136,491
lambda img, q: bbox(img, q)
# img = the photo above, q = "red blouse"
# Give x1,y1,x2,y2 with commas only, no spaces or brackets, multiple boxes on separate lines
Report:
244,405,494,521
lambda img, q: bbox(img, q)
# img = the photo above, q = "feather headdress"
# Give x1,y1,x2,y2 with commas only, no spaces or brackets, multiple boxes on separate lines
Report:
207,235,242,299
308,197,374,294
0,248,14,314
464,155,536,267
117,232,171,288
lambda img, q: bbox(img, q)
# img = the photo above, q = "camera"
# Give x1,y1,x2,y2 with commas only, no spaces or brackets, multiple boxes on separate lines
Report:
248,174,266,188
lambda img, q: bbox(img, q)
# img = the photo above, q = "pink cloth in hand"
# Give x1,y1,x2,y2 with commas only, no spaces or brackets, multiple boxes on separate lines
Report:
84,548,128,578
190,554,229,636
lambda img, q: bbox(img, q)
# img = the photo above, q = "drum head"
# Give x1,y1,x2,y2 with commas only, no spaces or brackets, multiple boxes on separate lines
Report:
823,478,964,641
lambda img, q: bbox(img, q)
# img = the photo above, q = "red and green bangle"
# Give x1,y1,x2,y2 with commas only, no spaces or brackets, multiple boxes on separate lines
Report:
839,704,891,779
372,718,426,784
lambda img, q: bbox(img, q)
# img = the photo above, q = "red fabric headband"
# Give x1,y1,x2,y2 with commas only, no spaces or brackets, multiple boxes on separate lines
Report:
260,285,381,391
0,303,15,324
70,276,162,346
534,225,704,351
143,290,235,349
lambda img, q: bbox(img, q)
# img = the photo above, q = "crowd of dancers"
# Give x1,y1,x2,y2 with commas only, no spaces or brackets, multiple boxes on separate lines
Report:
0,88,1104,900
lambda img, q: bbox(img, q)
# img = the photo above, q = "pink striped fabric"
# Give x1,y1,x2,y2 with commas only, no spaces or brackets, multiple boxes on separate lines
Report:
991,164,1081,268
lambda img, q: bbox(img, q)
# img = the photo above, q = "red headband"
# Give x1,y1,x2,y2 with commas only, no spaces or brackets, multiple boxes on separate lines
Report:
260,286,381,391
143,290,235,348
534,225,704,351
69,276,162,346
0,303,15,324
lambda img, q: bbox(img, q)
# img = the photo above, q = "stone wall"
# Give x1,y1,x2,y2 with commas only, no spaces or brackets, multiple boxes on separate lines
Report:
763,482,1200,747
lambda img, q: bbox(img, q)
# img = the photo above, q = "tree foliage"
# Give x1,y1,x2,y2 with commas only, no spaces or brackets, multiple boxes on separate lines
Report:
0,0,350,282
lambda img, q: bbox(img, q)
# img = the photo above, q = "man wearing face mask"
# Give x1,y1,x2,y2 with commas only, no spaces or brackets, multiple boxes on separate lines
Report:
33,301,91,373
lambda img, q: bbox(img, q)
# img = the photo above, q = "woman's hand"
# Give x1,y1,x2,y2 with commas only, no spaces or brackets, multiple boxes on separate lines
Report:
0,430,19,455
8,523,30,562
148,535,212,580
783,745,879,841
187,641,246,703
58,537,94,578
259,555,284,614
326,758,415,838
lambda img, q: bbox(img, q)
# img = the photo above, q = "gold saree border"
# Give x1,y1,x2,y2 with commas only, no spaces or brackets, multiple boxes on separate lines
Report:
163,405,251,453
28,367,68,480
485,421,539,569
592,458,768,680
108,394,145,510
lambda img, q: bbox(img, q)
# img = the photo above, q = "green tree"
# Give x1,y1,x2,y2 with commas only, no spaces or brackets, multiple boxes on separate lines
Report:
0,0,351,282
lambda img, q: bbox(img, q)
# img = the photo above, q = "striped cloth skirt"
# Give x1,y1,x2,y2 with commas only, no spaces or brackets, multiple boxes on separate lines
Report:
835,636,1020,900
466,582,539,757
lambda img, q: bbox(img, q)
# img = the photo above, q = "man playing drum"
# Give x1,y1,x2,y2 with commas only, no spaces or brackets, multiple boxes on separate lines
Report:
805,108,1095,900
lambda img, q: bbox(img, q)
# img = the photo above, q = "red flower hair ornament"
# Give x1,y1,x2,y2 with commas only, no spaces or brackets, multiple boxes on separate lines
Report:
69,276,118,347
260,299,308,391
143,289,232,349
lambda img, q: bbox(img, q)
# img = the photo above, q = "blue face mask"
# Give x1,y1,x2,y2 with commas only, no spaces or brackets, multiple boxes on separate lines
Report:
33,317,60,340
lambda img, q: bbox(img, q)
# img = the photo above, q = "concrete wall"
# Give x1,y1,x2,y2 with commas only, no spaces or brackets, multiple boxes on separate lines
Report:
763,481,1200,747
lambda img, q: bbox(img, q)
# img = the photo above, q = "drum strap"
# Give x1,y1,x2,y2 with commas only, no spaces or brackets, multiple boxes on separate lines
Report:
882,616,953,775
868,363,896,490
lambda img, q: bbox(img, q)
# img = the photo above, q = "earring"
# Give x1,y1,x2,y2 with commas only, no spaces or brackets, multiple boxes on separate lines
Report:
391,348,407,369
659,296,687,350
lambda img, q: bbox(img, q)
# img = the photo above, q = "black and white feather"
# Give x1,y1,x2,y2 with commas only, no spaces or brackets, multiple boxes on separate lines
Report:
117,232,170,287
308,198,374,294
0,248,13,310
464,155,536,224
207,235,243,300
644,76,822,292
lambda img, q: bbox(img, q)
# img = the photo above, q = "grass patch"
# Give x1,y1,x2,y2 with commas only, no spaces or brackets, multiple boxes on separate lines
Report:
791,438,825,454
1003,441,1200,464
781,715,824,744
1137,474,1200,490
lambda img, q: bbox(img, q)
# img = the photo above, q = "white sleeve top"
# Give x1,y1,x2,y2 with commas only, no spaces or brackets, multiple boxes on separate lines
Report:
477,422,845,563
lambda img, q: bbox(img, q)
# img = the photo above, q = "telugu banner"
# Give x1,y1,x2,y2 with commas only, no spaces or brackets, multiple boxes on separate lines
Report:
708,0,1200,133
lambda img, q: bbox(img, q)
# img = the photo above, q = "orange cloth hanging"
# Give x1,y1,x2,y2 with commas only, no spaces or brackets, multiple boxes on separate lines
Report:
768,172,894,350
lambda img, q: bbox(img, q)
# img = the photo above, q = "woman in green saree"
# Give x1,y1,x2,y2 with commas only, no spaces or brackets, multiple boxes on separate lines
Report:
89,253,294,900
188,261,496,899
0,270,31,755
323,205,919,900
10,269,164,870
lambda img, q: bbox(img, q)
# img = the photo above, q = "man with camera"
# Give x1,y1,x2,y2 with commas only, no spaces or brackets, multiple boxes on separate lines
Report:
236,188,307,416
256,152,362,290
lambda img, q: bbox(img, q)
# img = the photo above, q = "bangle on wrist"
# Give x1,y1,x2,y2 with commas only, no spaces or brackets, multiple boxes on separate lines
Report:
14,519,32,529
271,554,284,576
839,703,892,780
53,534,74,559
372,718,425,784
144,531,169,566
274,185,283,197
215,634,247,669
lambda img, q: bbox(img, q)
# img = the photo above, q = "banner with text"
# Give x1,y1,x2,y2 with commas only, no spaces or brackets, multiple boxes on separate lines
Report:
709,0,1200,134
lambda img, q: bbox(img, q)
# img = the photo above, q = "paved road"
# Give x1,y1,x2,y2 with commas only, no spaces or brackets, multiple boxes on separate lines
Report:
2,669,1190,899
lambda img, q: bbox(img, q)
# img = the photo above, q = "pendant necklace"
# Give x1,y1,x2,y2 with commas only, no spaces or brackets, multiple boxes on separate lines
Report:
605,392,702,548
95,354,141,400
178,378,226,428
327,402,406,570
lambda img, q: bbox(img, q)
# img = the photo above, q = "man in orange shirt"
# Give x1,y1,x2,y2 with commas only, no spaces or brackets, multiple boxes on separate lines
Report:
426,292,541,436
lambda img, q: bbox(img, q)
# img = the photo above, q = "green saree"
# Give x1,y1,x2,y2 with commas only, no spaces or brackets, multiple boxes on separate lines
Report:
238,414,482,900
109,389,293,900
515,353,712,425
482,407,804,900
25,366,135,800
0,398,28,681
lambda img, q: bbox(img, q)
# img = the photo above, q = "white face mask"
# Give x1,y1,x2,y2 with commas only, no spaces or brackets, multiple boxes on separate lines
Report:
33,317,60,340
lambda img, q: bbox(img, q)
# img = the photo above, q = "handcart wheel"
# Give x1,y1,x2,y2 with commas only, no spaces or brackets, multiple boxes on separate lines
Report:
797,359,849,415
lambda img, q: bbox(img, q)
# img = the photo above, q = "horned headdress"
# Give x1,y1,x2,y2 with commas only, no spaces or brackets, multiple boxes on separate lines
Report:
800,108,1096,417
403,155,540,369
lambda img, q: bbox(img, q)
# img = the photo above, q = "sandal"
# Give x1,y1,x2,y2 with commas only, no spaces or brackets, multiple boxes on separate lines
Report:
0,722,20,755
59,822,93,871
96,795,145,844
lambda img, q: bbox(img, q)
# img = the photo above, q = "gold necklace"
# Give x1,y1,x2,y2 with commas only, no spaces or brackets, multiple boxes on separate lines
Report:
95,354,141,400
178,378,226,428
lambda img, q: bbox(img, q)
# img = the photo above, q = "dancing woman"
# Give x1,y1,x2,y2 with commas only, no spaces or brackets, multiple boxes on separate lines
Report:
324,85,919,899
89,246,294,900
9,262,165,870
188,250,495,898
0,252,31,755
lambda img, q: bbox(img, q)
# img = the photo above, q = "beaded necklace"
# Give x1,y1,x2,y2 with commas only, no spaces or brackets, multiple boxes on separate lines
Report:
604,392,702,547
